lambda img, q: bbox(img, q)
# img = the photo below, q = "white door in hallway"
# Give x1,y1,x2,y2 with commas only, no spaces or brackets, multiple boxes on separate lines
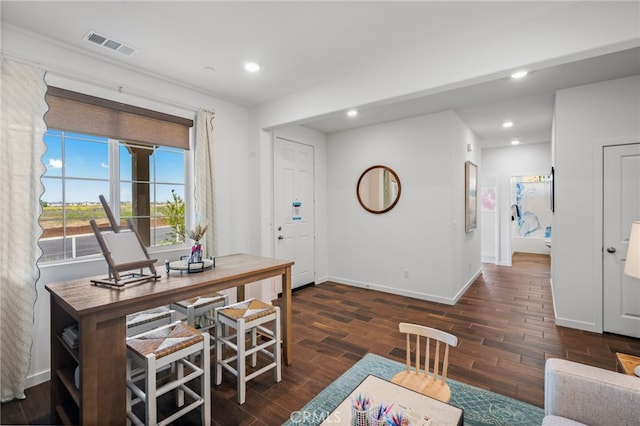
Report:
274,137,315,290
603,143,640,338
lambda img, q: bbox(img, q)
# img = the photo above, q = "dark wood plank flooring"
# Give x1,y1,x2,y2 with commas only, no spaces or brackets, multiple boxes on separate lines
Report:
3,253,639,425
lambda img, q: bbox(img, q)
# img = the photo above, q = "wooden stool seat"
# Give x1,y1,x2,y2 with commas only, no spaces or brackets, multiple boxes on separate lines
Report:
127,321,204,359
126,307,175,337
171,292,227,331
218,299,276,322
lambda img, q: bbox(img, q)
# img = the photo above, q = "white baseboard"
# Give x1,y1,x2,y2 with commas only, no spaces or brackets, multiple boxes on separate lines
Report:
315,275,329,284
554,316,600,333
452,268,482,303
326,274,479,306
26,369,50,389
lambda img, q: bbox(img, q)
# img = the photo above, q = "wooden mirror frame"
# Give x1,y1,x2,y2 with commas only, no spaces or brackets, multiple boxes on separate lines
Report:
356,165,402,214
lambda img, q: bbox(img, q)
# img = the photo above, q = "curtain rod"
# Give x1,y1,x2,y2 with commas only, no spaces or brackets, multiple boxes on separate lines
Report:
1,50,208,115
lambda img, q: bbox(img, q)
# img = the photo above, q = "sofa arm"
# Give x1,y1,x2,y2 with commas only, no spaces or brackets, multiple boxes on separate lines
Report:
545,358,640,426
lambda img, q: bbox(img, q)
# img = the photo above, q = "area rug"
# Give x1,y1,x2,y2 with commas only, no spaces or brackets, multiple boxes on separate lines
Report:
283,353,544,426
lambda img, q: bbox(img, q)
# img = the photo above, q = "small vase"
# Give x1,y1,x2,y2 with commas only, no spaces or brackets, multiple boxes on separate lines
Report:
191,241,202,263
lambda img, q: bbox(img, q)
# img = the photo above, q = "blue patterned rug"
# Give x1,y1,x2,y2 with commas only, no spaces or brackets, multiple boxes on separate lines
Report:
283,353,544,426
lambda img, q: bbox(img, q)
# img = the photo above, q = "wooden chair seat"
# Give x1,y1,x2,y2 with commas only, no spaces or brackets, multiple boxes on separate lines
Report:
391,370,451,402
391,322,458,403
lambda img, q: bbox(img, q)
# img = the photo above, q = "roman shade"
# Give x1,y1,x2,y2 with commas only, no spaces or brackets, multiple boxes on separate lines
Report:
44,86,193,150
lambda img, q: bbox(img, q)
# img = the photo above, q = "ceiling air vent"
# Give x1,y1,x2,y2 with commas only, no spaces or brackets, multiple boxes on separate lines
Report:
83,31,137,56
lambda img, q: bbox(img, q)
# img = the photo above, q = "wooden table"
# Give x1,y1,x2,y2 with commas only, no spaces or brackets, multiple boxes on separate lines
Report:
46,253,294,426
616,352,640,376
321,375,463,426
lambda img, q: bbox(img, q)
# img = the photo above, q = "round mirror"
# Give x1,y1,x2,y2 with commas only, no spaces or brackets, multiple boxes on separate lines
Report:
356,165,401,214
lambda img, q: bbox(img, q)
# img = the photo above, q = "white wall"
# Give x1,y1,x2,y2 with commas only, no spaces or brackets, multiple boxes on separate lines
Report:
553,75,640,332
326,111,480,304
481,142,552,265
3,26,251,388
248,1,638,272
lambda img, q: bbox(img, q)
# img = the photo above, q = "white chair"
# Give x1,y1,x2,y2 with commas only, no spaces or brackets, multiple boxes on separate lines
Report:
391,322,458,403
214,298,281,404
126,321,210,426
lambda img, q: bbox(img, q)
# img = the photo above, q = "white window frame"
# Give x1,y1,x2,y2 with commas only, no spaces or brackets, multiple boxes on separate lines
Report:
39,131,192,265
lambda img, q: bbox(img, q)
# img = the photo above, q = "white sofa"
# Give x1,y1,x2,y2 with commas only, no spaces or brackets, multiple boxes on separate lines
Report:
544,358,640,426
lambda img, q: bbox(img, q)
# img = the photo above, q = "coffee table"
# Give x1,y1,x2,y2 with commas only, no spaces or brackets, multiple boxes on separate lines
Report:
616,352,640,376
321,374,463,426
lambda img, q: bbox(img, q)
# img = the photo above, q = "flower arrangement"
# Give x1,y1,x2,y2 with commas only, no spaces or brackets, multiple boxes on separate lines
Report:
187,223,208,263
187,223,208,242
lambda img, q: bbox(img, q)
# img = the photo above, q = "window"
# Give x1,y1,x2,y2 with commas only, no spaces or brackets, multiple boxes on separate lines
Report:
40,86,193,264
40,129,186,263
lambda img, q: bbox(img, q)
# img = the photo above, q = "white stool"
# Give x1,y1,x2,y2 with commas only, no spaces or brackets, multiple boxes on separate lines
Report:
126,321,210,426
126,307,176,337
170,293,228,333
215,298,281,404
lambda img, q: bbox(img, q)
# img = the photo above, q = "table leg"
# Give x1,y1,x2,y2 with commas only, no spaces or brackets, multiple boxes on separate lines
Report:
282,265,292,365
80,315,126,425
236,284,245,303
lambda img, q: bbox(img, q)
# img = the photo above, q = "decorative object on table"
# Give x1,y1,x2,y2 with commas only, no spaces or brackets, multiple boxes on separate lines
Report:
368,402,394,426
90,195,160,288
165,255,215,274
166,223,215,274
187,223,208,263
390,407,418,426
351,393,370,426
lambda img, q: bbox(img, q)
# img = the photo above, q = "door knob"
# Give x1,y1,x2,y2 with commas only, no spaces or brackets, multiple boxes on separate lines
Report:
606,247,616,253
278,235,284,240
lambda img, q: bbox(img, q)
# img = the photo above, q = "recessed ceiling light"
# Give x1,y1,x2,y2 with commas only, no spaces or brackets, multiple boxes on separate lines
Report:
244,61,261,73
511,138,521,145
347,109,358,117
502,121,514,128
511,70,528,79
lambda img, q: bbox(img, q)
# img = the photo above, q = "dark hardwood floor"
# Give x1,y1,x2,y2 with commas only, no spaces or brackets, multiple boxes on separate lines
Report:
3,253,639,425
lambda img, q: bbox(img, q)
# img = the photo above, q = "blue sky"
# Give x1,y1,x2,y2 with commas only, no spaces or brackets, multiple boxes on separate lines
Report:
42,130,185,203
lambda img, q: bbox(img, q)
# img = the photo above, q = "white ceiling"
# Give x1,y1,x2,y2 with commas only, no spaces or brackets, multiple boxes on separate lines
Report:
2,1,639,148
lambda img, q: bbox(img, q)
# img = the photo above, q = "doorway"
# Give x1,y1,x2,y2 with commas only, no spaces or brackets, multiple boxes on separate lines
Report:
603,143,640,338
273,136,316,290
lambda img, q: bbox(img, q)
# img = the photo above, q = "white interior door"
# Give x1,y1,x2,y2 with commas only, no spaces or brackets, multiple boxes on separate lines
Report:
274,137,315,290
603,143,640,337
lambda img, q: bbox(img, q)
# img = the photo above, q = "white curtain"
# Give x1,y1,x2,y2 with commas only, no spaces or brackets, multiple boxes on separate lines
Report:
0,59,48,401
193,109,217,257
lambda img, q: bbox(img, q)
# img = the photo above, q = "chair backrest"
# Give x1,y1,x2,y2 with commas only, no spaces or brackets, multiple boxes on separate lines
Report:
399,322,458,384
